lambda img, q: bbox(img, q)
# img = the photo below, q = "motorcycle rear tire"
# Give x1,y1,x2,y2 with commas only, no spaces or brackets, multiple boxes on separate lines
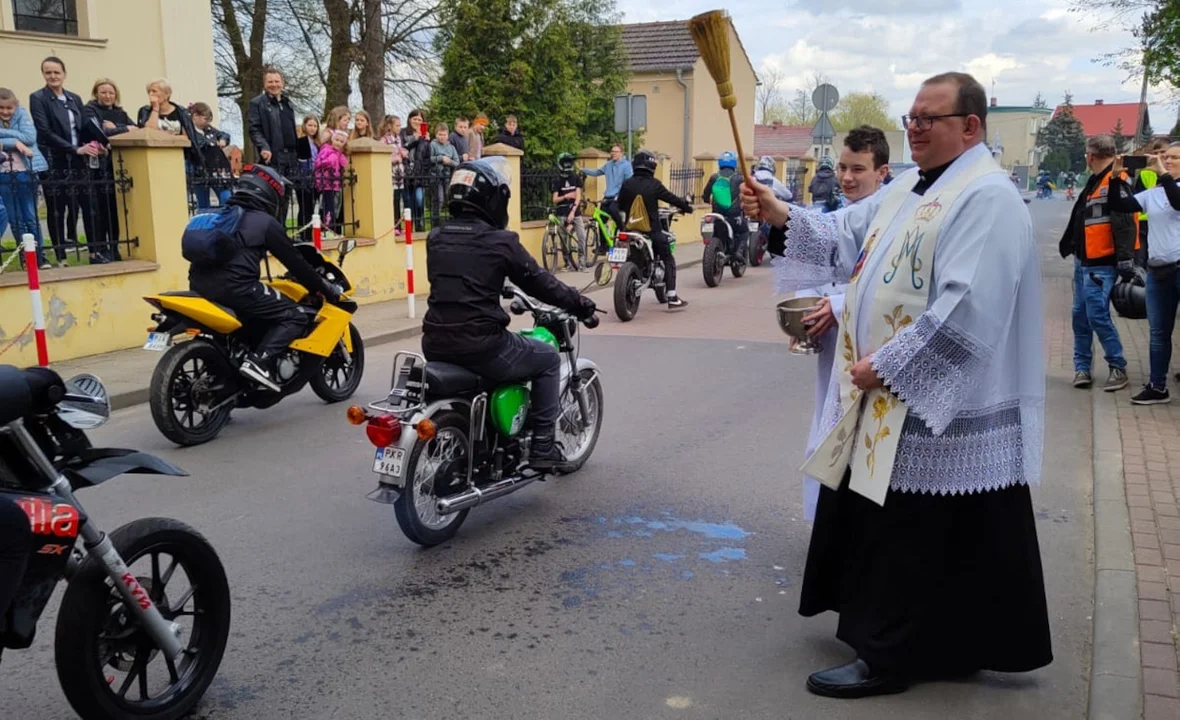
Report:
310,323,365,403
394,412,471,546
703,238,724,287
149,340,234,447
613,262,641,322
55,518,231,720
750,234,766,267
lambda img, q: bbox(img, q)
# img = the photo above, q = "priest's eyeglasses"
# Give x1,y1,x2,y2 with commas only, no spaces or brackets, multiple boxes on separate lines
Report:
901,114,969,131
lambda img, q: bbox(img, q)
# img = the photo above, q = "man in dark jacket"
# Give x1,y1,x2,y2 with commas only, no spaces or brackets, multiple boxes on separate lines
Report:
618,149,693,308
494,115,524,150
247,68,297,170
186,164,341,392
423,157,596,470
1058,134,1138,392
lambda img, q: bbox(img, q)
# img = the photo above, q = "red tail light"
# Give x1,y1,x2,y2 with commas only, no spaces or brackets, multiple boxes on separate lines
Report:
365,415,401,447
617,233,629,241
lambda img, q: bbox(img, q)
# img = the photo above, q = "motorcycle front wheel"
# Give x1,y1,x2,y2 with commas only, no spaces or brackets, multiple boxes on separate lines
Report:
310,323,365,403
394,412,471,546
556,369,604,473
613,262,642,322
55,518,231,720
149,340,234,447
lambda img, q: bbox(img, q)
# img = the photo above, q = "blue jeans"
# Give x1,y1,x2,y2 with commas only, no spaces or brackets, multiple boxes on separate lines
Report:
0,171,47,265
1072,260,1125,373
1145,267,1180,388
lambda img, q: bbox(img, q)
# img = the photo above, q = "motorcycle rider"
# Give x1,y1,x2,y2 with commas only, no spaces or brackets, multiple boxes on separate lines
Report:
184,164,342,392
422,157,597,470
0,495,31,645
618,149,694,308
703,151,750,258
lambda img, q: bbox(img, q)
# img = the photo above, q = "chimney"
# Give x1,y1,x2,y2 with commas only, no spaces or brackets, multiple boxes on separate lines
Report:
990,97,997,108
772,120,781,128
1095,99,1104,105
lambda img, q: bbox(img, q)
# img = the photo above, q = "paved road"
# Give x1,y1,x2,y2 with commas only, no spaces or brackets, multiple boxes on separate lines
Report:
2,198,1093,719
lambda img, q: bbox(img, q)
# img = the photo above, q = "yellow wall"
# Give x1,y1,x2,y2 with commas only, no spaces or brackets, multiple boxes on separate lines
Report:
0,0,218,123
690,24,756,163
625,72,689,164
987,110,1050,169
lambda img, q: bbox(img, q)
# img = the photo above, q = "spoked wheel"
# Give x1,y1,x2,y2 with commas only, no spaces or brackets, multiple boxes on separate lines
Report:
703,237,725,287
393,412,471,546
310,323,365,403
613,262,641,321
541,229,560,272
55,518,231,720
149,340,234,446
555,369,604,473
584,225,604,266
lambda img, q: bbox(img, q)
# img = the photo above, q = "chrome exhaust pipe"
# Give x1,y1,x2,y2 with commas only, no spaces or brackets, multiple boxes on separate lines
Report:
436,473,537,515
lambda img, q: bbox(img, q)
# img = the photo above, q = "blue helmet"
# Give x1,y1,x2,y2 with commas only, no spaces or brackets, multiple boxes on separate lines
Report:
718,151,737,170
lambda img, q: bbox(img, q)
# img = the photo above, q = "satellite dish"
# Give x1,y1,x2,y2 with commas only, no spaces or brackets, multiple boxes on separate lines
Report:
812,84,839,112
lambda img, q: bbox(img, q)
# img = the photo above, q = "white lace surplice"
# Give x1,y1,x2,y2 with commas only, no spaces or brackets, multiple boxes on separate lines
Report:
774,144,1045,498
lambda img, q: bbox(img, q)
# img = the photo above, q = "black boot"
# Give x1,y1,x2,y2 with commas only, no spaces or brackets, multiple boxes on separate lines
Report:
529,435,568,472
805,659,908,699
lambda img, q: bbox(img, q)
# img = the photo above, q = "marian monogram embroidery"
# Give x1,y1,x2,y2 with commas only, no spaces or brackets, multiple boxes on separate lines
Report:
883,228,926,289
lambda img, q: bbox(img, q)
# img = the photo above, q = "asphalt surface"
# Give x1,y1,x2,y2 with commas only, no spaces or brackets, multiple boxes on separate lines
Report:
1,198,1093,719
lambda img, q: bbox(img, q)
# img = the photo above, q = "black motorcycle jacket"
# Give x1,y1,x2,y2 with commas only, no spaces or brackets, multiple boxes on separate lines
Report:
188,208,330,300
423,217,585,356
618,174,692,239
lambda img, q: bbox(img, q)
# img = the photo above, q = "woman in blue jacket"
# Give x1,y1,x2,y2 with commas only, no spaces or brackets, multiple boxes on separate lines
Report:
0,87,49,269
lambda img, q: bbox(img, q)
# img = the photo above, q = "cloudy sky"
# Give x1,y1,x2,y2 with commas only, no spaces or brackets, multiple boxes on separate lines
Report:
623,1,1176,131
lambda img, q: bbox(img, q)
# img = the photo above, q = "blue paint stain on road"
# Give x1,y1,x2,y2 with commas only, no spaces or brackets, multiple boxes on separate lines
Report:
563,596,582,608
652,553,685,562
615,516,750,540
681,570,695,580
618,559,637,567
698,547,747,563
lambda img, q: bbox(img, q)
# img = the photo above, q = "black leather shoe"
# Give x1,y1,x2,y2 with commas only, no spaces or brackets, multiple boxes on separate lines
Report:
805,659,908,699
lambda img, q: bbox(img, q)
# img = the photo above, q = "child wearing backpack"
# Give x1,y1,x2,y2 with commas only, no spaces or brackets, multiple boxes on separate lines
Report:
702,151,749,255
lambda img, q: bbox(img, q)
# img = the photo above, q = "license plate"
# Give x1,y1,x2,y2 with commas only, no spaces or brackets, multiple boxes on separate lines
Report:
607,247,628,264
143,332,171,352
373,447,405,477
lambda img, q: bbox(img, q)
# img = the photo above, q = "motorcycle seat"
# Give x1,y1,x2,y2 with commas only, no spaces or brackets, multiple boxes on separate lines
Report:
0,365,63,425
158,291,238,320
424,362,494,396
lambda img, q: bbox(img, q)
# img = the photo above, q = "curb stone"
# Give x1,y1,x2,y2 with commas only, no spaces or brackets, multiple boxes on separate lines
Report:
108,257,704,412
1088,388,1142,720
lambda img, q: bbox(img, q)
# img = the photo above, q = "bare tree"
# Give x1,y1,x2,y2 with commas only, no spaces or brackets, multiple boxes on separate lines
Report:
212,0,269,159
757,67,784,124
783,72,831,126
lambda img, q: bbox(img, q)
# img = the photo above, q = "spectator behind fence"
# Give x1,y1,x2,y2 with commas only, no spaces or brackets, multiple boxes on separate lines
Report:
30,56,104,266
0,87,49,269
495,115,524,151
582,143,633,230
379,115,408,230
296,114,321,240
136,78,201,169
470,113,487,160
83,78,135,262
402,108,431,231
326,106,351,134
431,122,460,217
248,67,297,173
350,110,374,143
190,102,233,210
315,130,350,234
450,116,471,161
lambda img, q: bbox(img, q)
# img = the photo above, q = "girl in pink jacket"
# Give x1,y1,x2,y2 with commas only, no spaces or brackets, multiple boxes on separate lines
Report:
315,130,349,232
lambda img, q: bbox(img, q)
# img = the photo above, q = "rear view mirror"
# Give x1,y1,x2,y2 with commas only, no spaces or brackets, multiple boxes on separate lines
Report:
337,238,358,261
60,374,111,429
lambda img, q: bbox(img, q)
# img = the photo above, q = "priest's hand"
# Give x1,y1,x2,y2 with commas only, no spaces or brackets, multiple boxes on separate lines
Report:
740,179,789,228
851,356,884,391
803,297,836,337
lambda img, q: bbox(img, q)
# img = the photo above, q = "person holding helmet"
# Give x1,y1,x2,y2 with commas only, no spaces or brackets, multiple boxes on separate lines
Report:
551,152,587,266
703,151,751,258
184,164,342,392
422,157,598,470
618,149,694,308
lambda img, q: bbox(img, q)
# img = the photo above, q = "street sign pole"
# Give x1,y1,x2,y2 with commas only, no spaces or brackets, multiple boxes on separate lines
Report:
627,95,633,158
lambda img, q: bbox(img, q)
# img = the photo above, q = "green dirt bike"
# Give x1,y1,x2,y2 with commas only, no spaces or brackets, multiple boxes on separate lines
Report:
582,199,618,261
348,287,605,546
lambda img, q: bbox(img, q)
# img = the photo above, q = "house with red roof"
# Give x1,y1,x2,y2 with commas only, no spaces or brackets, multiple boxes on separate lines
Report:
754,122,906,163
1054,100,1149,140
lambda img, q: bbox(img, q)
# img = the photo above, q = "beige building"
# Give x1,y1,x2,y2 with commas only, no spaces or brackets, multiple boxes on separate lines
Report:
618,19,756,166
0,1,218,122
985,101,1052,170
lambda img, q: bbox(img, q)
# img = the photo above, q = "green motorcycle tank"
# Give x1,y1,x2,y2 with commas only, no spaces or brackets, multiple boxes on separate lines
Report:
488,326,559,437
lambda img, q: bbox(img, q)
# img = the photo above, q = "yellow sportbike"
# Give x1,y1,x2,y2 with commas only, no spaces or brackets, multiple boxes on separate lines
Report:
142,240,364,446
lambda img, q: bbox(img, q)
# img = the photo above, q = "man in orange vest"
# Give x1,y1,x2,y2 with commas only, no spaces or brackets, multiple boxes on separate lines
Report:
1059,134,1140,392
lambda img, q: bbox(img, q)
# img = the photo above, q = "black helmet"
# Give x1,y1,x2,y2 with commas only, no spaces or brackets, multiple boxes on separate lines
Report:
1112,269,1147,320
557,152,576,172
447,157,512,229
632,149,657,176
231,164,288,221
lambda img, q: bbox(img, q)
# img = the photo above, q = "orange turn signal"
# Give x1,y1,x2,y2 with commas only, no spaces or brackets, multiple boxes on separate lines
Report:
415,418,436,441
345,405,367,425
184,328,200,336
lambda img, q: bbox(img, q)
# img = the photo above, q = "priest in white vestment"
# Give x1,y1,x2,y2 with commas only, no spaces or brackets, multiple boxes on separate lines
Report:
742,72,1051,699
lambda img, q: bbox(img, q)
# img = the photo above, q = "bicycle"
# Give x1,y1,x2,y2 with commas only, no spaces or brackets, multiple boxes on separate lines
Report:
541,206,587,273
582,198,619,266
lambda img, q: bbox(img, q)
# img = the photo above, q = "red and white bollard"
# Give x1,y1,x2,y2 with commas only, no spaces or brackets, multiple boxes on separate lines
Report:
403,208,415,319
23,234,49,366
312,209,322,251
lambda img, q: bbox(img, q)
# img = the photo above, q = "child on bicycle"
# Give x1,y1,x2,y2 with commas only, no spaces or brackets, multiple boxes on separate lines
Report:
551,152,587,269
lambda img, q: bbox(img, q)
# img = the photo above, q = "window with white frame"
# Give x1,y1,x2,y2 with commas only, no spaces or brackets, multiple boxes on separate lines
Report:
13,0,79,36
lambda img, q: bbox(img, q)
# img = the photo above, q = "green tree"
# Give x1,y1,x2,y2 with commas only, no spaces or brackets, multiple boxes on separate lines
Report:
1037,93,1087,172
1171,116,1180,137
1112,118,1130,153
429,0,629,166
831,91,900,132
1041,148,1071,176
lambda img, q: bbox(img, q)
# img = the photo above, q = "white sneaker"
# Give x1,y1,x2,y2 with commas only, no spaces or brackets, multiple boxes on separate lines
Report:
239,358,281,392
